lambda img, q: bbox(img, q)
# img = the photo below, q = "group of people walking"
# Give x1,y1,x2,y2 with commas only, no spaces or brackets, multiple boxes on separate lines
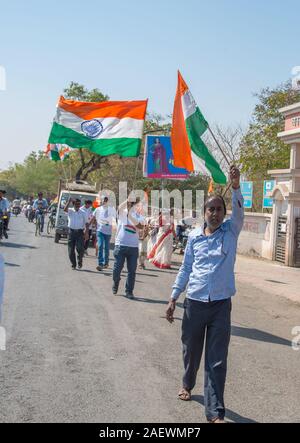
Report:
64,193,177,295
63,165,244,423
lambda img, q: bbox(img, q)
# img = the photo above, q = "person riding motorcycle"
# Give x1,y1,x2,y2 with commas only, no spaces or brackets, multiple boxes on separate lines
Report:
0,190,9,239
174,218,195,254
33,192,48,232
12,198,21,215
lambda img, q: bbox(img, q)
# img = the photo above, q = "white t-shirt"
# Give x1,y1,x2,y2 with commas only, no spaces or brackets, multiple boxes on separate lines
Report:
80,206,94,223
67,208,88,230
94,205,116,235
115,210,144,248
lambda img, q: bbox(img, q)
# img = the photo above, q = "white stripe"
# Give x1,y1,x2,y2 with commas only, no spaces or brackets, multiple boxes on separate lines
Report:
55,108,144,139
191,151,212,176
181,90,197,120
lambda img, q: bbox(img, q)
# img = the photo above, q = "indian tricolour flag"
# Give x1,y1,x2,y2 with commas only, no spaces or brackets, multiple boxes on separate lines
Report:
48,96,148,158
171,71,226,184
44,143,60,161
59,145,72,161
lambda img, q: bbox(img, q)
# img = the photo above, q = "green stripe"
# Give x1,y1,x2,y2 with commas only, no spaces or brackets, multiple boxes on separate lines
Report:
185,111,227,185
48,122,141,157
51,150,61,162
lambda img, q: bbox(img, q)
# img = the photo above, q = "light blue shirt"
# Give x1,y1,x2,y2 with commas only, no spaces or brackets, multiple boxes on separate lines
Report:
0,198,9,213
33,198,48,210
171,188,244,302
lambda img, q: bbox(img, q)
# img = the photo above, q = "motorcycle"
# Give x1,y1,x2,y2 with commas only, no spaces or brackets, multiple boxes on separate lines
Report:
173,225,194,254
0,214,8,240
27,206,35,223
12,206,21,216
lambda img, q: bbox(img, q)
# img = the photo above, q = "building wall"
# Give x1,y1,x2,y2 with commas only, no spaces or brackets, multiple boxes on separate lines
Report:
227,211,272,259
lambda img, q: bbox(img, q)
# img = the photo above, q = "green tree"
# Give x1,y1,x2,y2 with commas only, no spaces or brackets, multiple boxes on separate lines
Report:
239,81,300,210
240,82,300,177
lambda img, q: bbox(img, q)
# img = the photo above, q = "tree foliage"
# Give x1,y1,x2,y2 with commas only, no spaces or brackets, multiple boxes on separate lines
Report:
240,82,300,178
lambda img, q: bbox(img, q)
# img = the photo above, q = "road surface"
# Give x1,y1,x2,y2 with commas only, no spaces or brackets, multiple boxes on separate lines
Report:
0,215,299,423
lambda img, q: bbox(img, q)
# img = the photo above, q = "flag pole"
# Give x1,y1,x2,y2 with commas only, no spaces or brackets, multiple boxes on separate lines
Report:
207,126,234,197
208,126,231,167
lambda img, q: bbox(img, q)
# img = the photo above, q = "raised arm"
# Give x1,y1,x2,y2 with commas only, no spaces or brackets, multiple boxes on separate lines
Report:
64,198,72,213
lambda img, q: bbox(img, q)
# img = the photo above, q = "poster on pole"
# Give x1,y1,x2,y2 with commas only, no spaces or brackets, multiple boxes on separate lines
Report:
143,135,189,179
263,180,275,209
240,181,253,209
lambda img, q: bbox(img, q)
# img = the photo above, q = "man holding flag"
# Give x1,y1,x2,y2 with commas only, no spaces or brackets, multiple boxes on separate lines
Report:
166,165,243,423
167,72,244,422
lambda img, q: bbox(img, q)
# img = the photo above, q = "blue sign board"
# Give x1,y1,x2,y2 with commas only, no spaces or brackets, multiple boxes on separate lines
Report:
240,181,253,209
263,180,275,209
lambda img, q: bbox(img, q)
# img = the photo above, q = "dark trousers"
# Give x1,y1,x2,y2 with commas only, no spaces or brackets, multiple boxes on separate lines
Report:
113,246,139,294
84,229,92,251
68,229,84,267
182,298,231,421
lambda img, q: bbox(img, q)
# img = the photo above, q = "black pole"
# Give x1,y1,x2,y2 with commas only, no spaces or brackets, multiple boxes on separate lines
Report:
208,126,231,167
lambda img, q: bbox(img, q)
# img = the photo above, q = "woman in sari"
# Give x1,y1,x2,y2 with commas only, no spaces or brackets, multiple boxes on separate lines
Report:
147,209,175,269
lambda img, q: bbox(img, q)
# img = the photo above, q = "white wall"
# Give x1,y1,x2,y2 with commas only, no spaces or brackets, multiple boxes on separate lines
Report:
227,211,272,259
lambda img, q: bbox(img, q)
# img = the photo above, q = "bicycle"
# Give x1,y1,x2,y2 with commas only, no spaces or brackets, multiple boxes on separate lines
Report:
35,212,44,236
47,212,56,235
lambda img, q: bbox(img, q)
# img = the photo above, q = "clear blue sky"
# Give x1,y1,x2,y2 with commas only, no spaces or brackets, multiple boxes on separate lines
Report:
0,0,299,169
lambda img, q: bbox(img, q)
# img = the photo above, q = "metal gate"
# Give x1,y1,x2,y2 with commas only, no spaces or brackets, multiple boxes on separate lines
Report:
294,218,300,267
275,216,287,264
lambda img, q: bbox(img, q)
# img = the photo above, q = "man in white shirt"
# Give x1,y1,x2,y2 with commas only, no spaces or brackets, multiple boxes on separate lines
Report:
80,200,94,254
91,196,116,271
64,198,89,270
112,197,144,299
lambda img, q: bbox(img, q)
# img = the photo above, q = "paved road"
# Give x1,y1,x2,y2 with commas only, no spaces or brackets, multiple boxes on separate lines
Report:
0,216,299,423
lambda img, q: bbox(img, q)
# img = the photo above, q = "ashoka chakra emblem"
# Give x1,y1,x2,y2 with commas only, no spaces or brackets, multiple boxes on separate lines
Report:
81,119,103,138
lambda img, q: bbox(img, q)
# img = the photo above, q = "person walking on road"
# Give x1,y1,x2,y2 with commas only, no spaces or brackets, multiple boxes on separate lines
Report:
80,200,94,255
91,196,116,271
112,197,144,299
64,198,89,270
166,165,244,423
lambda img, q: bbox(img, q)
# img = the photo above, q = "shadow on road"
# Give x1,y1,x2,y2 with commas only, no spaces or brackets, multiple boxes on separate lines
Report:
0,242,37,249
133,296,184,310
146,268,179,275
231,326,291,347
265,279,287,285
4,262,20,267
193,395,258,423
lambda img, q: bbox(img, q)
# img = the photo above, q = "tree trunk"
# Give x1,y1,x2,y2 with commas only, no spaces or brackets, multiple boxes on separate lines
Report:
75,149,107,181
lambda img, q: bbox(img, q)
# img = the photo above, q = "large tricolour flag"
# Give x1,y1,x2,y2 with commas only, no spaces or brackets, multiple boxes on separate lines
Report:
171,71,226,184
48,96,148,158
